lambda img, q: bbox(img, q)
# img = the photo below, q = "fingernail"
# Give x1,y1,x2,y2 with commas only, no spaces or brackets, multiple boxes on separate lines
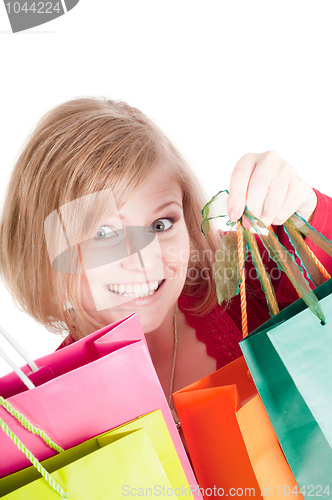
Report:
229,206,241,222
242,217,252,229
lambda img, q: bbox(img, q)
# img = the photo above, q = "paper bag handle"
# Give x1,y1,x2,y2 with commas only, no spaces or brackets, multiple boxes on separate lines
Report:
0,397,67,498
236,221,331,338
0,324,39,389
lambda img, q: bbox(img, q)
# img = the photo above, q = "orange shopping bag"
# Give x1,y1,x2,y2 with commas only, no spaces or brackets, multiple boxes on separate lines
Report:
173,356,303,500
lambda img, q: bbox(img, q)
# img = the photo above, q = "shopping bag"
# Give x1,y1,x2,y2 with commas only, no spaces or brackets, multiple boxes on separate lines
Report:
241,278,332,494
0,409,191,499
173,356,302,500
0,313,198,495
201,189,332,495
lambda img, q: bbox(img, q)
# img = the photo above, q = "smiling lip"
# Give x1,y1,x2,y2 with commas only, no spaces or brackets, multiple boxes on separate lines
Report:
108,281,162,285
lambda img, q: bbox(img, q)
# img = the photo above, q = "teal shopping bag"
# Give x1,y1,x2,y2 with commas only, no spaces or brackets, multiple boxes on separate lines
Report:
241,278,332,495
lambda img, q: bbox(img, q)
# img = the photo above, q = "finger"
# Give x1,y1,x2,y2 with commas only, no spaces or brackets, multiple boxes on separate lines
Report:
256,164,293,227
296,185,317,222
271,178,312,225
227,153,257,221
245,152,282,220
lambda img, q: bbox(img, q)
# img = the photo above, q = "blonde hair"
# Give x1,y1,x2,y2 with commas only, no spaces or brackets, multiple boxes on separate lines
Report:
0,97,219,338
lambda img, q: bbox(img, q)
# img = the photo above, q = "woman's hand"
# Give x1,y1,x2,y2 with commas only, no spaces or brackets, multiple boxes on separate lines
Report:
227,151,317,227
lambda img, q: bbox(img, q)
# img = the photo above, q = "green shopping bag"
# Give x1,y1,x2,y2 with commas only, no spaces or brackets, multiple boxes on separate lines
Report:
0,409,190,499
240,278,332,494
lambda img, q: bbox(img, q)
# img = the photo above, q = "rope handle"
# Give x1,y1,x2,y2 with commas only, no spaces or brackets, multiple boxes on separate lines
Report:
0,323,39,390
0,397,67,498
0,397,64,453
283,222,331,282
236,221,331,338
0,346,35,390
236,222,248,338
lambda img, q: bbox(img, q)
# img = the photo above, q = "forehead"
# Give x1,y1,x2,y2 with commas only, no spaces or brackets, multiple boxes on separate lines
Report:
131,166,182,200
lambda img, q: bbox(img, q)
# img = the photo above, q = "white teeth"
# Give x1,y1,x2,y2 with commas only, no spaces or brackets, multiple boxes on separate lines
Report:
149,281,158,291
108,280,164,298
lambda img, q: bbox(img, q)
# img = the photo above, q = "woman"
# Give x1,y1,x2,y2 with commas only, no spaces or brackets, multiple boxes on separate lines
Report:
0,97,330,403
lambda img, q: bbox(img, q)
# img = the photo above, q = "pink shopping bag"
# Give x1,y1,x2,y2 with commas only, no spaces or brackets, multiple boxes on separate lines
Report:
0,313,198,496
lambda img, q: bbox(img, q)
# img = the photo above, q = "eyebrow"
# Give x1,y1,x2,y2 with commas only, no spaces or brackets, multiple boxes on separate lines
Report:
118,201,183,220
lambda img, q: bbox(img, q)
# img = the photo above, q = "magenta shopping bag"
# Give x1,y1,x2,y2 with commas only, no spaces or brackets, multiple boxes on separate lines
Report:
0,313,197,495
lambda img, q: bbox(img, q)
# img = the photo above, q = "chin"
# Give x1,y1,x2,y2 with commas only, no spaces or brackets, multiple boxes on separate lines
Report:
136,313,164,334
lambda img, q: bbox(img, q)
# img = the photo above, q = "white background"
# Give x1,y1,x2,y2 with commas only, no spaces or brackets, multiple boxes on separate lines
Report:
1,1,332,375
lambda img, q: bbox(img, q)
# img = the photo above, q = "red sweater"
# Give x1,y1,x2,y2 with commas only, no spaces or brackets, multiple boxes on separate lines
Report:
58,189,332,370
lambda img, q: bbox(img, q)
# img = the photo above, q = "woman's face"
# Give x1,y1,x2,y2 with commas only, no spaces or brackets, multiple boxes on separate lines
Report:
80,166,191,332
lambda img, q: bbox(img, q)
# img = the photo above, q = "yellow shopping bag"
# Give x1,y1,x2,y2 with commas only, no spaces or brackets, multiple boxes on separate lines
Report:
0,409,190,499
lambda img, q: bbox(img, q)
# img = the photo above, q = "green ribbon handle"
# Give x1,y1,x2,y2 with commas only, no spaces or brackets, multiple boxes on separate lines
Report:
245,211,326,324
242,225,279,318
213,223,243,304
201,190,332,323
201,190,230,236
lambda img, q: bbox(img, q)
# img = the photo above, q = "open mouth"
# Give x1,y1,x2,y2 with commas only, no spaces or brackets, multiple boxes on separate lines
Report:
107,279,165,298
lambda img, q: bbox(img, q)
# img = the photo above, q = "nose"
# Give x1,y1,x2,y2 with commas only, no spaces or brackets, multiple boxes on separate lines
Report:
125,226,155,255
121,227,164,275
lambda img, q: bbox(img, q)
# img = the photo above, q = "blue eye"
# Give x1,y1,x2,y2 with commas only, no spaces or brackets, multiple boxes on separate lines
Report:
94,225,119,240
149,218,173,233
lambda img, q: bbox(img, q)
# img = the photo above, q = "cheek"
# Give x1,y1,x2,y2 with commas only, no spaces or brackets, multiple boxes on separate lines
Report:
81,271,97,311
161,232,191,277
80,264,116,312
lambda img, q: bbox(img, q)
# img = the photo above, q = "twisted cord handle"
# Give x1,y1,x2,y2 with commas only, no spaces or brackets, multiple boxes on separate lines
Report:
0,418,67,498
308,247,331,280
269,224,330,299
237,221,248,338
0,397,64,453
284,221,331,281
